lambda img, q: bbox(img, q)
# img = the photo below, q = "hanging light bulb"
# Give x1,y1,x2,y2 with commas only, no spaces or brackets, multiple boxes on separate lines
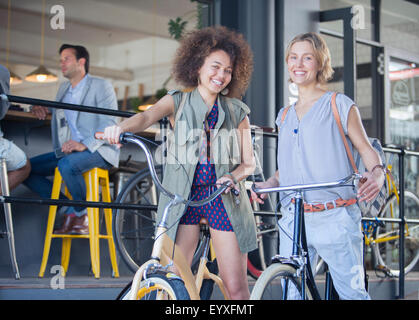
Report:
9,70,23,85
25,65,57,83
25,0,58,83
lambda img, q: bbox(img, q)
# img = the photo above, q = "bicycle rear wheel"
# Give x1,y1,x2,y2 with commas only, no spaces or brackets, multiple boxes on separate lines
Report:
250,263,312,300
247,217,278,279
373,191,419,276
113,166,162,273
114,166,210,274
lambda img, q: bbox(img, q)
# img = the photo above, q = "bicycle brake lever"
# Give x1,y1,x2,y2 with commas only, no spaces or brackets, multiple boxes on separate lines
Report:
231,188,239,197
119,132,134,144
222,182,240,204
231,188,240,205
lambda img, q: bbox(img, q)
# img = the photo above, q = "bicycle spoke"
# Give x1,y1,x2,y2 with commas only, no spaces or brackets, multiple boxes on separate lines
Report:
121,209,156,223
113,166,162,273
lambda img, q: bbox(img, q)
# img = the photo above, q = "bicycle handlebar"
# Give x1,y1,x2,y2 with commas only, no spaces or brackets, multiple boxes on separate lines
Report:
95,132,232,206
251,173,362,195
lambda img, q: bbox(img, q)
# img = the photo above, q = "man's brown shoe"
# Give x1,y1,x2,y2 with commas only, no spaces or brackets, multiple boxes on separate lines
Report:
69,214,89,235
54,215,76,234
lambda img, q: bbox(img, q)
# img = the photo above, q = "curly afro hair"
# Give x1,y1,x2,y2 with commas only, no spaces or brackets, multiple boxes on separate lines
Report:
172,26,253,99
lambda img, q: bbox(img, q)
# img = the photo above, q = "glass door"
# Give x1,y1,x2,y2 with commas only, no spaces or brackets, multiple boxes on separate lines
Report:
385,48,419,194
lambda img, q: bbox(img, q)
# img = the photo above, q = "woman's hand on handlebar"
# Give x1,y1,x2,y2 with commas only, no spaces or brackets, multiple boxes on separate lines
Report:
250,181,269,204
216,175,239,195
99,125,123,148
250,174,279,204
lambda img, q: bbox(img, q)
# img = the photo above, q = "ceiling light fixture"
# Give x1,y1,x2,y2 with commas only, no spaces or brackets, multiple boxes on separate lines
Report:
25,0,57,83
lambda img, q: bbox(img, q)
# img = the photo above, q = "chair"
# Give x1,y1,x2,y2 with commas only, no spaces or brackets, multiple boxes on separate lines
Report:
38,167,119,279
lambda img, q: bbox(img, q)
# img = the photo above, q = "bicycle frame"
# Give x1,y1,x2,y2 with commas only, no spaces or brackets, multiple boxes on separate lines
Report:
128,206,228,300
252,173,360,300
366,164,411,247
285,191,319,300
118,133,230,300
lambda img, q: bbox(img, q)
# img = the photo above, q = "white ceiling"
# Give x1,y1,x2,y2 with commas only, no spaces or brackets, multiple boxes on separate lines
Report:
0,0,198,79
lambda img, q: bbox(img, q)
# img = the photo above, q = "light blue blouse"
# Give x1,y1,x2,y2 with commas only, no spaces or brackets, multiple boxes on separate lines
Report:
275,91,357,206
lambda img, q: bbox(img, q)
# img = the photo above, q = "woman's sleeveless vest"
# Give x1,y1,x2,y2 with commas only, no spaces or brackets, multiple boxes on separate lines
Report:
156,88,257,253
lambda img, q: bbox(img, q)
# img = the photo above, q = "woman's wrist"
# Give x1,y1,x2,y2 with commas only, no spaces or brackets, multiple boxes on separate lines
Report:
371,164,386,175
371,164,386,184
267,175,279,188
225,172,238,184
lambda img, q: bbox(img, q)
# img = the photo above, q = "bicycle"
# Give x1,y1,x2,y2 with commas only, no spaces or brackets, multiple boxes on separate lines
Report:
112,130,278,280
246,181,278,279
249,173,363,300
104,132,235,300
371,159,419,277
314,157,419,278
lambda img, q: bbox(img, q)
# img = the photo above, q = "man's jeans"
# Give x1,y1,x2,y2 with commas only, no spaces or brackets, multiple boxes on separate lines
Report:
24,150,112,216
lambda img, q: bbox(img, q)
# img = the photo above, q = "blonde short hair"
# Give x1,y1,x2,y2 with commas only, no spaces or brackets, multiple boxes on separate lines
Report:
285,32,334,84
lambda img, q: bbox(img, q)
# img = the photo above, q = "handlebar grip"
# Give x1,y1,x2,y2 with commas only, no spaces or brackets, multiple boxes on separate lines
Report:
95,132,104,139
94,131,126,145
251,183,258,193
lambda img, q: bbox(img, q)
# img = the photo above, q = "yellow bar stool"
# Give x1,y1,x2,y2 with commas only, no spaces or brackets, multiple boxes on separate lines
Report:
38,167,119,279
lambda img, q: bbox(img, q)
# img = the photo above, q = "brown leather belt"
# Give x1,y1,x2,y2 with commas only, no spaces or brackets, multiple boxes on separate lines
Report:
291,198,357,213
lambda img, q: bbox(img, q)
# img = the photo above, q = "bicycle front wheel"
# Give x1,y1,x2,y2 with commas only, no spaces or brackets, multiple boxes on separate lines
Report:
373,190,419,276
113,166,162,273
135,273,190,300
250,263,312,300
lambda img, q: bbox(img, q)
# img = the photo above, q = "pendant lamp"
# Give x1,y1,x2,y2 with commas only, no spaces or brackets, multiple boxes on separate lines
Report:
9,70,23,85
25,0,57,83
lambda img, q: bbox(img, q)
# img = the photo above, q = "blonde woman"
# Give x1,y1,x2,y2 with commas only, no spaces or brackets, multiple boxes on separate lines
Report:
251,32,384,300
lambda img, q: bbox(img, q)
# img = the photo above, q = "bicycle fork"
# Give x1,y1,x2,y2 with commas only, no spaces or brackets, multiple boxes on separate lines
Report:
283,192,306,299
285,191,322,300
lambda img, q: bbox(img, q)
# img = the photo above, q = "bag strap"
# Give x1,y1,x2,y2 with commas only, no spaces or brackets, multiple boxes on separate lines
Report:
330,92,359,174
172,91,187,130
278,105,290,132
225,97,237,129
225,97,241,153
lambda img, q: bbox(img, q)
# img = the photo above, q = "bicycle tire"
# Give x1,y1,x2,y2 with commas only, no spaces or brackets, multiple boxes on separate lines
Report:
373,190,419,277
116,280,132,300
113,166,162,273
133,273,190,300
247,252,264,279
247,218,278,279
250,263,312,300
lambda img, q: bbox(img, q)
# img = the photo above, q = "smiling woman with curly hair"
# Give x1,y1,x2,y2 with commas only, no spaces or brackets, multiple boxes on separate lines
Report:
103,25,257,299
172,25,253,98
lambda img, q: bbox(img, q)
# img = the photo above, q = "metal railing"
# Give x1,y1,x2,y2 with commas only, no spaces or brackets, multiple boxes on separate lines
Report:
0,93,418,299
380,146,419,299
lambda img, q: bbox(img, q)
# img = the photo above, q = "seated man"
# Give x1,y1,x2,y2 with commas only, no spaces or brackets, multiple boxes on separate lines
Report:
24,44,119,234
0,65,31,194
